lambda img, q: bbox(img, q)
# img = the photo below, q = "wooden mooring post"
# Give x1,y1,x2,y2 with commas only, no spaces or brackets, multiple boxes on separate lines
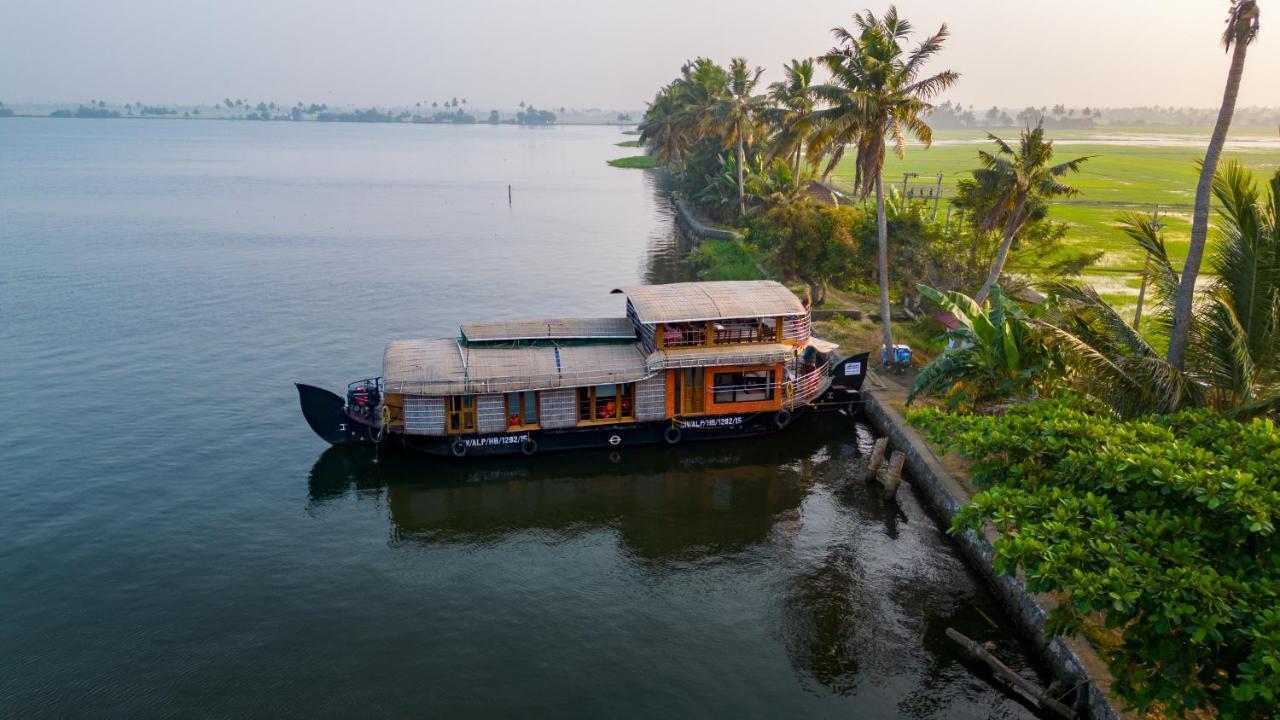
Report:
881,450,905,500
861,437,906,501
946,628,1075,719
862,437,888,481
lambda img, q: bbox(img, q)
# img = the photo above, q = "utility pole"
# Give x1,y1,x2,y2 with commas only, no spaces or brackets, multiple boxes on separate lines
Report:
900,172,918,201
932,172,943,219
1133,205,1162,330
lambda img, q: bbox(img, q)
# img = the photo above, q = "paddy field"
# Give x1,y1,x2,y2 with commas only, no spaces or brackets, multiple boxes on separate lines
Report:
830,126,1280,315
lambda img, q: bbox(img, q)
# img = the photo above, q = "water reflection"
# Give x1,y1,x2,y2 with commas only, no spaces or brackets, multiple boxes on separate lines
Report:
307,416,853,562
639,170,700,285
304,414,1050,718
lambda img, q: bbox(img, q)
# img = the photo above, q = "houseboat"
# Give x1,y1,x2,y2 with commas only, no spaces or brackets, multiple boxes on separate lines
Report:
296,280,868,458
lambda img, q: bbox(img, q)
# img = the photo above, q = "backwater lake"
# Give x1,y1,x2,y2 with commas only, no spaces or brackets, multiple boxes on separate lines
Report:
1,118,1047,718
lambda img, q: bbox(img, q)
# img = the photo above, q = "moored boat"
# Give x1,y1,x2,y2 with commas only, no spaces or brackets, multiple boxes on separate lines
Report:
297,280,868,458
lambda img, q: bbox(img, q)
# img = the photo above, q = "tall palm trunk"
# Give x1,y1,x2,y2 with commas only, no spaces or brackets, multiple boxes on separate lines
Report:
975,194,1028,304
876,176,893,355
1167,33,1252,368
736,134,746,217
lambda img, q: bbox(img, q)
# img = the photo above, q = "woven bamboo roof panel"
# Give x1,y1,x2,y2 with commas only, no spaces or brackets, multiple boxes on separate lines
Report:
646,343,797,371
613,281,806,324
384,338,651,395
460,317,635,343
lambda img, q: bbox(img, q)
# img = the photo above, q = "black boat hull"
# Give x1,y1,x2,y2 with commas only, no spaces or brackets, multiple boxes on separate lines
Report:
295,384,861,459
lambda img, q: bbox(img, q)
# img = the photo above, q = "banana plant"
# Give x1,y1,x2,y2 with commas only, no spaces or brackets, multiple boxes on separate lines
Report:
908,284,1062,409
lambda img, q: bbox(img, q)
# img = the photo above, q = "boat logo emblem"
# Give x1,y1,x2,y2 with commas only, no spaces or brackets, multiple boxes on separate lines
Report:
609,435,621,446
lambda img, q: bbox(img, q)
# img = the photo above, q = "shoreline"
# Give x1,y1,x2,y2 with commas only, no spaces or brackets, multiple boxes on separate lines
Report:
0,113,636,128
862,379,1128,720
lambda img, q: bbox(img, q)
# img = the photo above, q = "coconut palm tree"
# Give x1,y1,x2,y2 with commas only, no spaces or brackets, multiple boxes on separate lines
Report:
1045,163,1279,418
807,5,958,349
972,123,1091,304
638,58,729,174
1167,0,1261,370
704,58,768,217
764,58,818,178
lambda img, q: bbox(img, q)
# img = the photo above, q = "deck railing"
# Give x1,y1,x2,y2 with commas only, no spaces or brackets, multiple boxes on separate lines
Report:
784,359,830,409
782,315,812,345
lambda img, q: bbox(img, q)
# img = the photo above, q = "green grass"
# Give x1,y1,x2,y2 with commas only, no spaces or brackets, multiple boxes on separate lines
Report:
689,239,766,280
607,155,657,169
615,140,644,148
826,128,1280,316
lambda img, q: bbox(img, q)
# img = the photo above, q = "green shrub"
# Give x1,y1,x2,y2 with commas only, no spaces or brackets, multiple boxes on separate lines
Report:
749,202,864,304
909,397,1280,717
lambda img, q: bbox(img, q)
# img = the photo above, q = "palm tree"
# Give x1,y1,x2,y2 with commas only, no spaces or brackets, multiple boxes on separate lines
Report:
638,58,729,175
764,58,817,178
704,58,767,217
808,6,958,348
972,123,1091,304
1167,0,1261,370
1045,163,1279,418
1195,163,1279,415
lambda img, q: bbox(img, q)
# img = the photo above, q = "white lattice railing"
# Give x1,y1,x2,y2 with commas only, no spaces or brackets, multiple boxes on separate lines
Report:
782,314,812,345
784,360,830,408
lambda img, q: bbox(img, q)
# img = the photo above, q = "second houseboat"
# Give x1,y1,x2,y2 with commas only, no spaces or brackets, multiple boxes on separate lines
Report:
297,280,867,458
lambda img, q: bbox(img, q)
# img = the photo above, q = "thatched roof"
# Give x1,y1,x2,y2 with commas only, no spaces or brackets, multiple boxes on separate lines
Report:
460,317,635,343
613,281,806,324
647,343,797,370
383,338,651,395
802,180,840,207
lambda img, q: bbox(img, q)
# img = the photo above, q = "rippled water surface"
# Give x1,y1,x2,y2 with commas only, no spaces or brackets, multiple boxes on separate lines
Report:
1,118,1046,718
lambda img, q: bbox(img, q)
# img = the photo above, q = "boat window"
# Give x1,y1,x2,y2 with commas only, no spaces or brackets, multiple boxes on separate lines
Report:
505,391,540,429
712,370,775,404
447,395,476,434
577,384,635,423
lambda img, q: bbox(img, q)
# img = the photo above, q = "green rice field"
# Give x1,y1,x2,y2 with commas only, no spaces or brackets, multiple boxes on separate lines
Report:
830,126,1280,314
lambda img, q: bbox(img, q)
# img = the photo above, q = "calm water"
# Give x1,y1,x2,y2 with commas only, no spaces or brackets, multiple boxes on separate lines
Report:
1,118,1044,718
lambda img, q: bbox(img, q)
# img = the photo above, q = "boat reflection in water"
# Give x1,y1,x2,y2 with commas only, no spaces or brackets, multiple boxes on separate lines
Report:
307,414,872,560
303,414,1049,717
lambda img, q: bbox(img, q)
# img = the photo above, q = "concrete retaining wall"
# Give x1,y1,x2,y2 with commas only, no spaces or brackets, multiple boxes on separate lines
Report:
863,390,1128,720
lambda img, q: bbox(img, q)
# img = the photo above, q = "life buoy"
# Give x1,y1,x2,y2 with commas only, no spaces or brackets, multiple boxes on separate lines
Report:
521,438,538,456
450,439,467,458
774,409,792,430
664,424,682,445
381,404,392,426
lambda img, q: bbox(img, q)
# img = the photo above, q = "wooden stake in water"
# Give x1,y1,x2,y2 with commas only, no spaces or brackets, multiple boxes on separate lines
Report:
508,184,512,206
881,450,906,500
945,628,1075,719
863,437,888,481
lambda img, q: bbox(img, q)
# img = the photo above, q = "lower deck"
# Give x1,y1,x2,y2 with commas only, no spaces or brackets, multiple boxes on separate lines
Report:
379,360,832,440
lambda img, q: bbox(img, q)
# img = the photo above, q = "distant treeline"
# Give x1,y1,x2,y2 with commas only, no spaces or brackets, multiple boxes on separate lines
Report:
927,101,1280,129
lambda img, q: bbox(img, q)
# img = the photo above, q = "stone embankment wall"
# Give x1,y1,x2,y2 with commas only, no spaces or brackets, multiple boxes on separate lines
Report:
671,193,743,242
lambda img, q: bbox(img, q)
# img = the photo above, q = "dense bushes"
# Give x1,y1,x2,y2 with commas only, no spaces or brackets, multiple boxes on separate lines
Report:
910,397,1280,717
745,202,863,303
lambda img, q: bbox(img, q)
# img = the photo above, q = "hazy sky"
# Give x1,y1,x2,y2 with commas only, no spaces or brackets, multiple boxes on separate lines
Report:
4,0,1277,110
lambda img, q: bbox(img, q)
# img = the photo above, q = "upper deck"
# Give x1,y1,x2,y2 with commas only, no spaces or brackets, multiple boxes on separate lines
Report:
612,280,811,352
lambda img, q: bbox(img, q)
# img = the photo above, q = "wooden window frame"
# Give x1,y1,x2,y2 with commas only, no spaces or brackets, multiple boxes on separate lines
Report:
504,391,541,431
704,364,784,415
576,383,636,425
446,395,477,434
